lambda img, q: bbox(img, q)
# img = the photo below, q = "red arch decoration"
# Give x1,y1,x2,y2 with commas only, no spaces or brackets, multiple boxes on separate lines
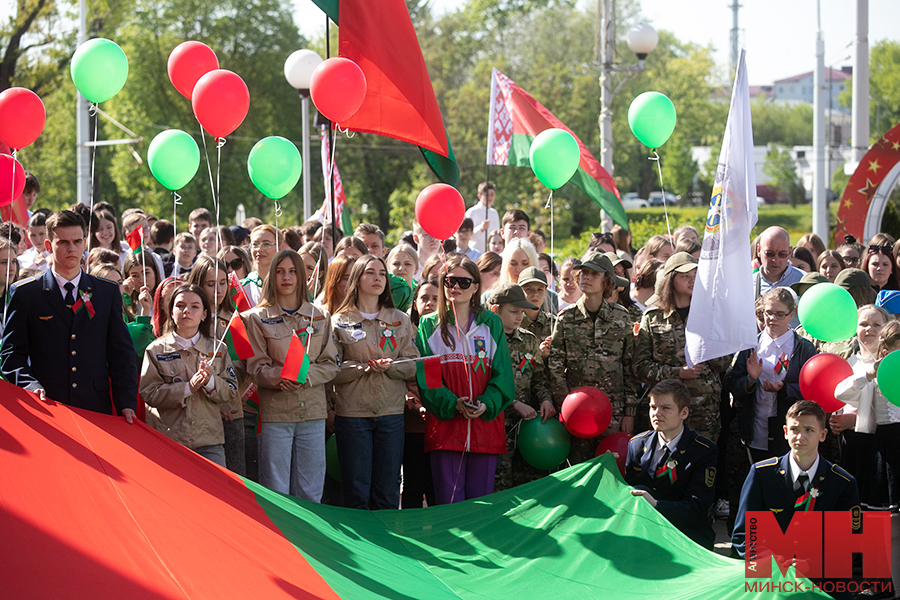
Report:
835,121,900,246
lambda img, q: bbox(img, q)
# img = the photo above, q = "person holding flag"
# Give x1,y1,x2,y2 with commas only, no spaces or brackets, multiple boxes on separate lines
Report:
140,283,238,467
244,250,339,502
186,255,246,476
330,255,419,510
414,254,514,504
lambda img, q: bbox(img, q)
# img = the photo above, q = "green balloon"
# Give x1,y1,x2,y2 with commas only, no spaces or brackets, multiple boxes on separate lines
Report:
529,128,580,190
247,136,302,200
70,38,129,103
627,92,677,149
326,434,342,482
797,282,858,342
518,417,570,470
878,351,900,407
147,130,200,191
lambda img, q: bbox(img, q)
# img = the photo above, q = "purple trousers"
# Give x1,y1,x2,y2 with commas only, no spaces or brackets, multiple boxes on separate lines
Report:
430,450,499,504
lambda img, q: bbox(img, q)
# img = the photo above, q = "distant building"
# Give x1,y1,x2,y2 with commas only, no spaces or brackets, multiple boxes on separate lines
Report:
773,67,851,112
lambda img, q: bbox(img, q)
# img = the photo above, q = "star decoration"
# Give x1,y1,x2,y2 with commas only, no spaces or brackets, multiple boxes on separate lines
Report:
859,178,879,202
868,159,882,174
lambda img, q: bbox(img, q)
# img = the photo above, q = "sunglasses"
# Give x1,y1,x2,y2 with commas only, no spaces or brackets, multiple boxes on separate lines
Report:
444,276,474,290
225,258,244,271
868,244,892,255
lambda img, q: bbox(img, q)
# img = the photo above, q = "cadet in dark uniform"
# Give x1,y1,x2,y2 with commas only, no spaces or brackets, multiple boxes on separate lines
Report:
626,379,719,548
732,400,860,558
0,210,138,420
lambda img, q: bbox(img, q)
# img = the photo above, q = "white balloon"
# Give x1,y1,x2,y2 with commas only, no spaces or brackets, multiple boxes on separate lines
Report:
284,49,324,90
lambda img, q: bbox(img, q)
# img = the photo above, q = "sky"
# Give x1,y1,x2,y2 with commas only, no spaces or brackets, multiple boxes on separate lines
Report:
292,0,895,86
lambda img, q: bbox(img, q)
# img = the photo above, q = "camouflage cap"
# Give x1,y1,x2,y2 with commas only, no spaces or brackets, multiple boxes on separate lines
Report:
834,268,871,291
662,252,698,277
489,282,538,309
517,266,548,288
789,271,829,296
576,252,629,288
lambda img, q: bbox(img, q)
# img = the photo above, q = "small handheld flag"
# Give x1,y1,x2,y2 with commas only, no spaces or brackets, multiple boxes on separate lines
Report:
125,227,143,254
416,355,442,389
281,331,310,384
226,314,255,361
228,271,252,312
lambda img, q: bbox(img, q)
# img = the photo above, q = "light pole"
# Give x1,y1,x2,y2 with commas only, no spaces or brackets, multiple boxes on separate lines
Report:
284,49,323,222
599,0,657,230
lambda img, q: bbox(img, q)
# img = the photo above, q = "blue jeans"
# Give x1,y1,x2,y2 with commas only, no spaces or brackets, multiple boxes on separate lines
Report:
194,444,226,467
334,414,404,510
259,419,326,502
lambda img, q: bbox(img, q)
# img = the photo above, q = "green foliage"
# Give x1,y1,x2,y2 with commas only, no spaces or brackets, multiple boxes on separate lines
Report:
841,40,900,141
750,100,813,146
762,145,805,207
830,164,850,201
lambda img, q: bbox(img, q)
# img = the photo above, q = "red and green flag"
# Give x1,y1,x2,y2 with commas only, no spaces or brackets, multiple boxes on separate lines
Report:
228,272,251,313
226,314,254,361
125,227,143,254
280,332,310,384
416,355,442,389
487,68,628,229
309,0,458,186
0,378,778,599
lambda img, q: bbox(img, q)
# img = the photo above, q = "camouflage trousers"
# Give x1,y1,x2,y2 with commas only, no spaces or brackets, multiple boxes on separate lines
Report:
495,417,553,492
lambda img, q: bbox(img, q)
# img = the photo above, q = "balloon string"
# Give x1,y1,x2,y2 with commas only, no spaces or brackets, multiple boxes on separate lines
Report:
649,151,672,241
335,123,355,139
172,191,182,235
87,104,98,250
198,120,218,227
213,138,224,345
544,190,554,260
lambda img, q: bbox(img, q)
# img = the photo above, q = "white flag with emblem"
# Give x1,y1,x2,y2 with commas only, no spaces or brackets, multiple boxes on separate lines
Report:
685,49,759,367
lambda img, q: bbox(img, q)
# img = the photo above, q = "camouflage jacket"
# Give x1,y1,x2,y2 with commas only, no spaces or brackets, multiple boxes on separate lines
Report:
633,306,729,397
548,297,638,411
506,327,552,412
795,324,858,359
522,309,556,344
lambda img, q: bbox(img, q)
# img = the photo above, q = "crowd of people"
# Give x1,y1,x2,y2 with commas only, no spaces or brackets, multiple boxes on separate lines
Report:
2,175,900,572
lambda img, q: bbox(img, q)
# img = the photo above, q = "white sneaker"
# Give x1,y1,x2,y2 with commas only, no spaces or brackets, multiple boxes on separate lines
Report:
714,499,729,519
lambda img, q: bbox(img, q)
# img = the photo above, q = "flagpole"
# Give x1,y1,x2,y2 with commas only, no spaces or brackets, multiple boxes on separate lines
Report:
326,15,338,249
484,164,490,251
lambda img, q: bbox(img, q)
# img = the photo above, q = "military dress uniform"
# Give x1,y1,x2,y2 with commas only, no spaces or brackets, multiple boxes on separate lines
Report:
495,327,553,491
1,270,137,415
633,307,730,441
731,453,860,557
548,297,638,464
625,428,719,548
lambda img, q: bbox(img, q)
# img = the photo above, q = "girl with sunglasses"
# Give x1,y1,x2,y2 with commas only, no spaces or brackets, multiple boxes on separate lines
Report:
218,245,252,281
414,254,514,504
863,234,898,292
330,255,419,509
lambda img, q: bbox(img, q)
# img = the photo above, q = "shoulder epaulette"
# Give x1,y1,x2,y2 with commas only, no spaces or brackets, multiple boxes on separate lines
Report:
754,457,779,469
630,430,652,441
93,275,119,286
832,463,853,482
694,436,713,449
13,276,37,288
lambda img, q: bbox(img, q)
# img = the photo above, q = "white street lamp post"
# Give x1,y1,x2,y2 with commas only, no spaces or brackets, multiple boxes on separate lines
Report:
284,49,324,222
599,0,657,230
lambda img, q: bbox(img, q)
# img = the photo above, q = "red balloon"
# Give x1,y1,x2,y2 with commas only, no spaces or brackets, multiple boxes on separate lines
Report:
0,154,26,207
595,432,630,476
0,87,46,150
561,386,612,439
309,57,366,124
191,69,250,138
167,41,219,100
414,183,465,241
799,353,852,412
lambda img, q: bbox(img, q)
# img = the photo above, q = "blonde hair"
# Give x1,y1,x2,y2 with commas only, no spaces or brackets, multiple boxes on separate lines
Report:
498,238,539,287
877,320,900,356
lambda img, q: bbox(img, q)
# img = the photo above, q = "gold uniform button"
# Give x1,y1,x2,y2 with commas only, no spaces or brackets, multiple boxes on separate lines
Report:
71,334,76,340
71,367,77,372
71,383,77,388
71,350,76,356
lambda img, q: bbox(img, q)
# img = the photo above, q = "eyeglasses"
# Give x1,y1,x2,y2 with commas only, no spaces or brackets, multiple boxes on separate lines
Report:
250,242,274,250
764,310,791,320
763,251,790,259
841,255,861,267
868,244,892,255
225,258,244,271
444,276,474,290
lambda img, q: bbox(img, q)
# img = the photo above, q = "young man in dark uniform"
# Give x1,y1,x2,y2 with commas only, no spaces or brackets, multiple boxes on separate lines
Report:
1,210,138,421
625,379,719,548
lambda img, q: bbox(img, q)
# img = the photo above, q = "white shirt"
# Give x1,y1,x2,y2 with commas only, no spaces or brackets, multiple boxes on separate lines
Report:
52,268,82,301
650,428,684,471
18,247,50,272
750,329,794,450
464,203,500,254
788,452,820,492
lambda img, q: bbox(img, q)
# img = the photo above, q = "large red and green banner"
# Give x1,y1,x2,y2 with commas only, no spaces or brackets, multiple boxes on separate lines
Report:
487,68,628,229
0,380,819,598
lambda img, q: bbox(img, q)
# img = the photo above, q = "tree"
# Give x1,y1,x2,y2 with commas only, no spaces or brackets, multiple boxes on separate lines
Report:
751,100,813,147
763,145,804,207
840,40,900,142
